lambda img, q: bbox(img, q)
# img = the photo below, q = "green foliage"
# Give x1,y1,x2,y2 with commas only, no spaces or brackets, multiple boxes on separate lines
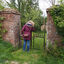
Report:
46,40,64,60
0,23,2,27
47,45,64,60
0,5,4,10
59,0,64,4
2,29,7,33
0,0,5,39
0,17,6,39
0,39,14,63
6,0,43,30
0,17,5,21
49,5,64,37
0,0,4,10
6,0,17,9
0,36,64,64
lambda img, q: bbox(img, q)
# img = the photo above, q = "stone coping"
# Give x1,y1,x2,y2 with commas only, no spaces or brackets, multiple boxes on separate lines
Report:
0,8,20,15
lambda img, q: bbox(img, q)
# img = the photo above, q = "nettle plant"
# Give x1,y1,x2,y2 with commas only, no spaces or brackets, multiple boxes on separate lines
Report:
0,17,7,38
49,5,64,37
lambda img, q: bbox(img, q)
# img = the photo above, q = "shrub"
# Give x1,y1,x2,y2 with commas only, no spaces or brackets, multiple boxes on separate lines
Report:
49,5,64,37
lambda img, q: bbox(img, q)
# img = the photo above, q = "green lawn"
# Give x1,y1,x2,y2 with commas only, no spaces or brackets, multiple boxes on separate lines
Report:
0,33,64,64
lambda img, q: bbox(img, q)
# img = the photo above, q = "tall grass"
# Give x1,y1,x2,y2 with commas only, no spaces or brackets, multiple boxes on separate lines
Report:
0,39,14,63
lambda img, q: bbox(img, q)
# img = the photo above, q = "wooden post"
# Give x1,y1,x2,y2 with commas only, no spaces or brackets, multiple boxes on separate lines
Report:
30,32,32,49
33,32,34,49
43,18,46,49
30,38,32,49
44,30,45,49
18,35,22,48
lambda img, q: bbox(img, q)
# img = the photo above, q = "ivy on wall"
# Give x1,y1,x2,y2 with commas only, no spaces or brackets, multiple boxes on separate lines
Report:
0,17,7,39
49,5,64,37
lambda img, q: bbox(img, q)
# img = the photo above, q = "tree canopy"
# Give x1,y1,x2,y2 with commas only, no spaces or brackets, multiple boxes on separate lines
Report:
6,0,43,30
0,0,4,10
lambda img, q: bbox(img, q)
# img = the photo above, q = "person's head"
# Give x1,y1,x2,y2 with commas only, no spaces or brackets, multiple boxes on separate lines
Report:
26,20,35,27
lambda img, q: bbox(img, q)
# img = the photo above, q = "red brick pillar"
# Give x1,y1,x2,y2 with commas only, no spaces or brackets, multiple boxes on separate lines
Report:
46,9,62,47
0,8,21,47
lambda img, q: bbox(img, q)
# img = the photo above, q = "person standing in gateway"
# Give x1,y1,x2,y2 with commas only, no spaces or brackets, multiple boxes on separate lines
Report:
21,20,35,52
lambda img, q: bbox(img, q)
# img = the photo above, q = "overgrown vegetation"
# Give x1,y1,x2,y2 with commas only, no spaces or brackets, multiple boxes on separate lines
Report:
47,3,64,62
0,37,64,64
0,17,7,39
47,41,64,59
0,0,64,64
49,4,64,37
0,0,5,39
0,0,4,10
0,39,14,63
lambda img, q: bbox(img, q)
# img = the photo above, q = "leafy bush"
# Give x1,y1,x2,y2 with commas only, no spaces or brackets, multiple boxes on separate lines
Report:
49,4,64,37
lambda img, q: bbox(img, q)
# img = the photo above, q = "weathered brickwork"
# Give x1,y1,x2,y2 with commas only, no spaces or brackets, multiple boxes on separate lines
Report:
0,8,21,47
46,9,62,47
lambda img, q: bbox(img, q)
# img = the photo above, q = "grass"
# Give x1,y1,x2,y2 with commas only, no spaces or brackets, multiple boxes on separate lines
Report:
0,39,13,64
0,32,64,64
33,37,44,49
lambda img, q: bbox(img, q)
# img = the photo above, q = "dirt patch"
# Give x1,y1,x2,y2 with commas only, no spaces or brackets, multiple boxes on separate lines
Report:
10,61,19,64
23,62,28,64
31,54,39,59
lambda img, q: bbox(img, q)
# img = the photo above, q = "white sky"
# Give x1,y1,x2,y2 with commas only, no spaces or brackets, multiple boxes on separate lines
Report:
4,0,59,16
39,0,59,16
39,0,51,16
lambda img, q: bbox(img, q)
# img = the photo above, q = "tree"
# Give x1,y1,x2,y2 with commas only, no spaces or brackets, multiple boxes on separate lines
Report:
49,0,56,5
6,0,43,30
5,0,17,9
0,0,4,10
48,0,64,6
59,0,64,4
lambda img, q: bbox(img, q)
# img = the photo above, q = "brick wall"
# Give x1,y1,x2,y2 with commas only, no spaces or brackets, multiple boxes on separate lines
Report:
0,8,21,47
46,9,62,47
